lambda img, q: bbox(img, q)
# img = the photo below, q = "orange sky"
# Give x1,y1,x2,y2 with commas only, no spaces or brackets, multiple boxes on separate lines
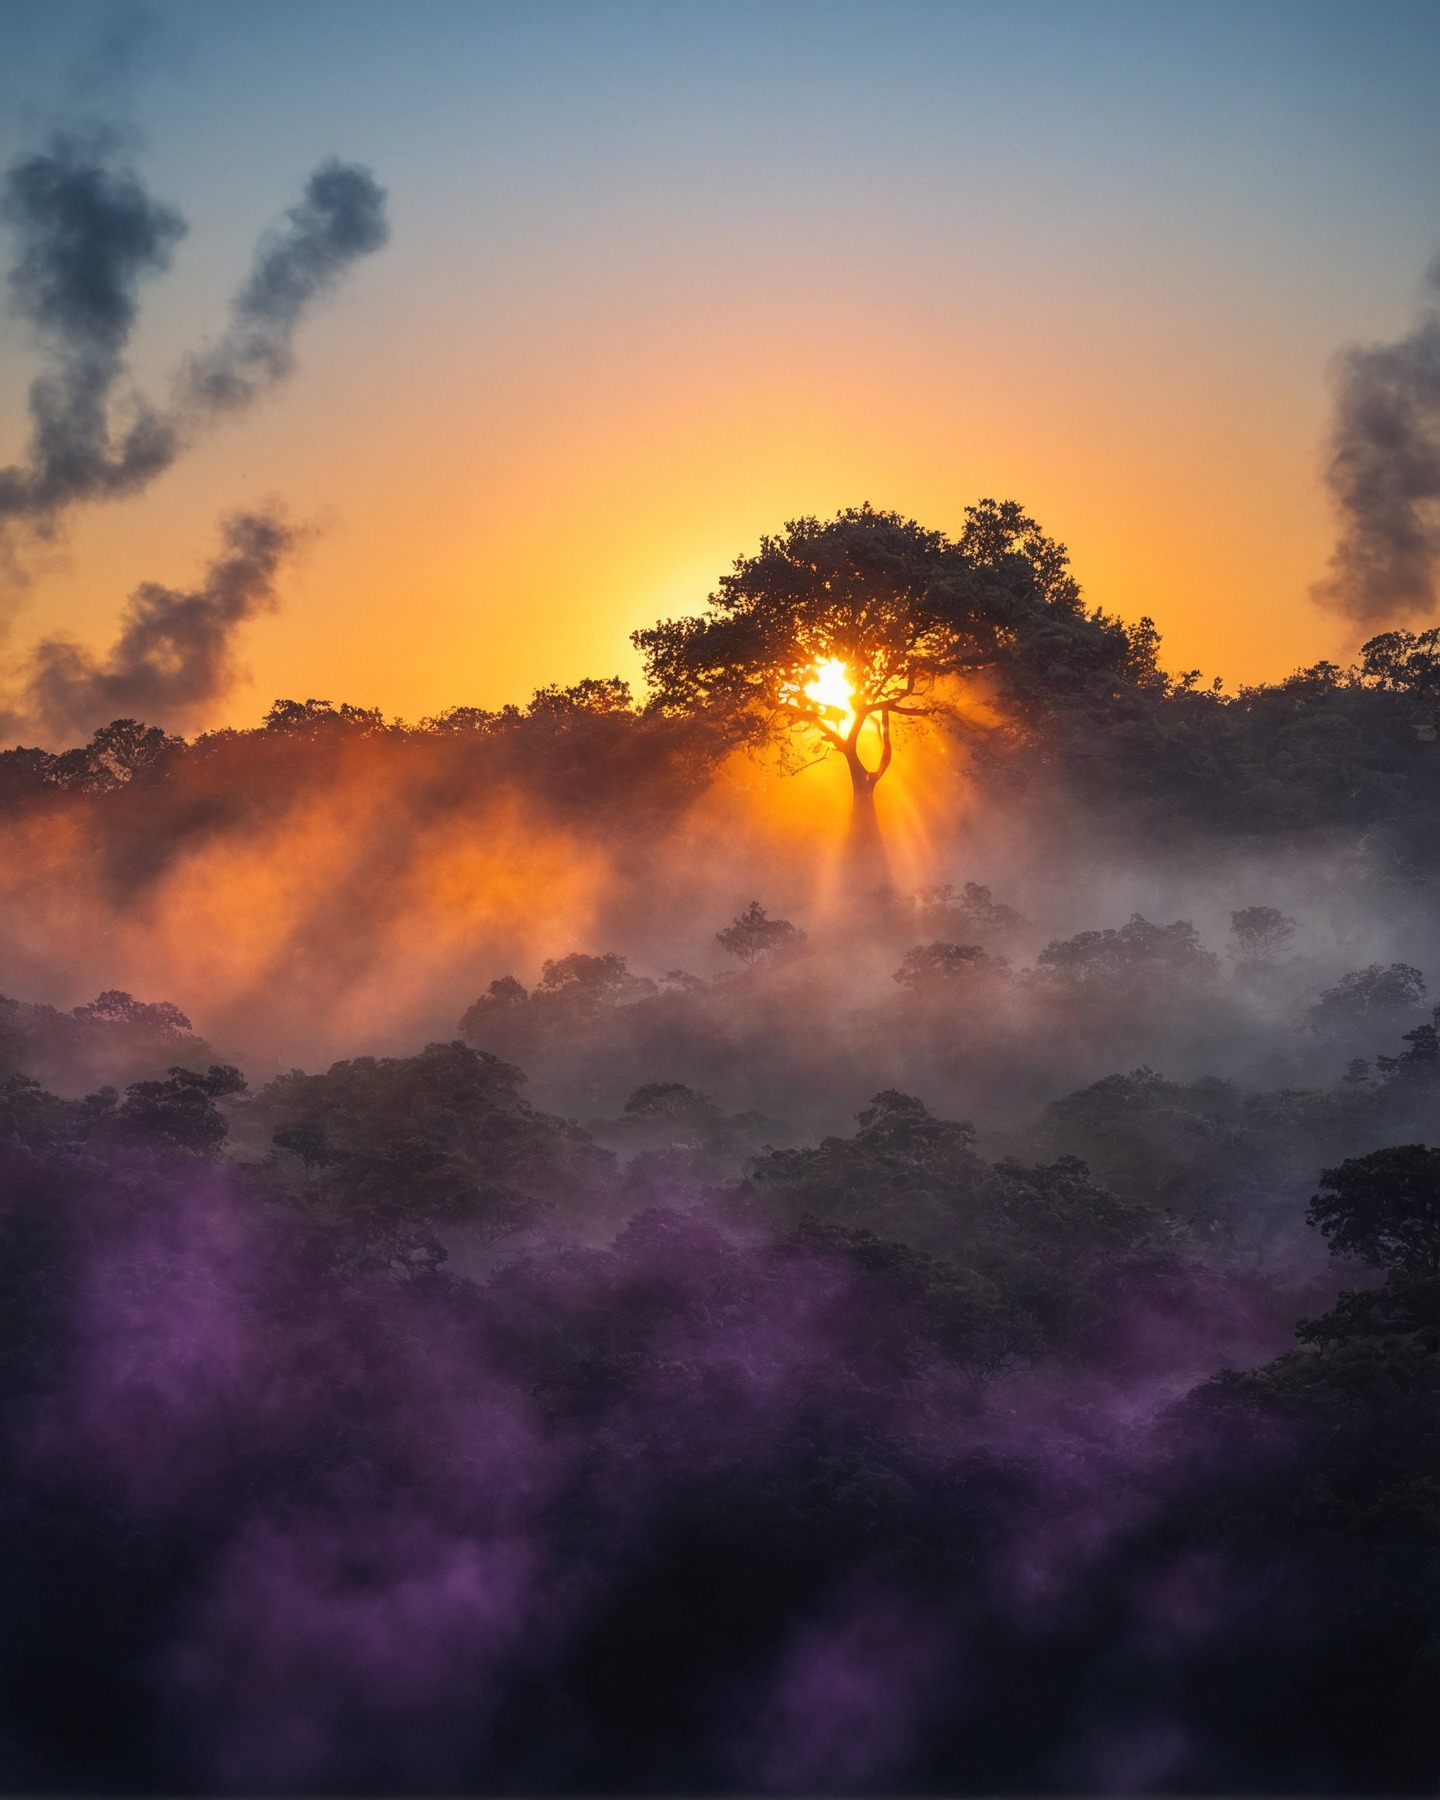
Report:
8,284,1344,729
3,0,1439,739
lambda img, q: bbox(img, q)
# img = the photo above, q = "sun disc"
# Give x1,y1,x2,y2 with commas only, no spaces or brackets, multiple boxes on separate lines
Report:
804,657,854,726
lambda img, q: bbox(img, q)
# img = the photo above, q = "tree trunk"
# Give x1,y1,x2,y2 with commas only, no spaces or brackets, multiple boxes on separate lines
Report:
844,750,891,893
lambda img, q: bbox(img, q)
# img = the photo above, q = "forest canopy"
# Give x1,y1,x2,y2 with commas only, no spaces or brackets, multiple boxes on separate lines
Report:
2,502,1436,871
0,500,1435,1794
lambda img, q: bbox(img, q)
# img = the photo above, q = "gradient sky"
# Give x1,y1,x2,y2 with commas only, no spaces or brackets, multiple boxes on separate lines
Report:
2,0,1439,735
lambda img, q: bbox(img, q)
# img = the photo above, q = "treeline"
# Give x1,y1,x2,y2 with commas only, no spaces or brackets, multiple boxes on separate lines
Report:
0,689,722,845
0,989,212,1094
446,890,1438,1174
1039,626,1440,858
1,624,1438,860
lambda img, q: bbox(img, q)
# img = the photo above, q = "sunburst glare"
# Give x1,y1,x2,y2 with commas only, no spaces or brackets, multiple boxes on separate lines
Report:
803,657,855,733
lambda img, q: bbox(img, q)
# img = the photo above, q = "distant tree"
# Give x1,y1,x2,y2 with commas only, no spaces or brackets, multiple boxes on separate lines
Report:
1375,1008,1440,1086
0,745,57,807
1037,914,1218,987
744,1089,982,1240
456,976,529,1047
458,954,655,1050
893,941,990,989
785,1217,1046,1381
6,720,181,797
525,678,633,718
633,500,1101,860
115,1064,246,1155
1307,1145,1440,1275
262,698,389,736
420,705,498,734
72,990,193,1034
1229,905,1297,963
1359,626,1440,739
85,719,179,783
620,1081,722,1130
602,1084,726,1157
533,953,653,1010
912,881,1023,942
584,1084,779,1201
1037,1064,1311,1233
715,901,801,969
258,1040,613,1262
1305,963,1426,1031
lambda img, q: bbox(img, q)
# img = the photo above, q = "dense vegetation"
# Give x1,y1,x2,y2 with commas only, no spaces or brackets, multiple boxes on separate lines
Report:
0,514,1435,1792
1,616,1438,870
0,941,1433,1791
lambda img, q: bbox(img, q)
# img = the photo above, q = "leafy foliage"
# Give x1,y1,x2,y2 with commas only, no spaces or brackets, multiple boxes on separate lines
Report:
115,1063,246,1154
459,954,658,1067
910,880,1023,943
0,497,1437,1788
253,1039,614,1268
0,987,210,1090
1229,904,1297,962
632,501,1147,795
585,1081,778,1201
1305,961,1427,1030
1036,912,1219,987
737,1089,1173,1357
0,1011,1428,1788
1308,1144,1440,1275
715,899,802,968
892,940,993,989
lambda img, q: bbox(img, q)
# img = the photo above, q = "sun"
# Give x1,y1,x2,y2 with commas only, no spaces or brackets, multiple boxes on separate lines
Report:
804,657,855,734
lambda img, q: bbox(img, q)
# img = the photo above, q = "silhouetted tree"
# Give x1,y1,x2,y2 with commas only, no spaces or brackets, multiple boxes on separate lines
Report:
1037,914,1218,988
114,1063,246,1155
1229,905,1297,962
262,697,389,736
911,881,1023,943
459,955,655,1056
1306,962,1427,1031
1376,1007,1440,1087
525,677,633,717
257,1039,613,1264
632,500,1095,862
893,941,989,988
1359,625,1440,740
72,989,192,1033
1308,1144,1440,1275
715,900,801,969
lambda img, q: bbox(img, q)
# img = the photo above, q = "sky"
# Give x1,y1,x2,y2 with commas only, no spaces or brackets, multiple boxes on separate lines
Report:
1,0,1439,738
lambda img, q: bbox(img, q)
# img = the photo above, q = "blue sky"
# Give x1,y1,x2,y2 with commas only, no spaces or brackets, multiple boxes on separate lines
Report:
2,0,1438,723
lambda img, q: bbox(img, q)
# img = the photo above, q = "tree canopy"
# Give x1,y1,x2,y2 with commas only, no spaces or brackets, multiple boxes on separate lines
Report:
1308,1144,1440,1274
632,500,1142,834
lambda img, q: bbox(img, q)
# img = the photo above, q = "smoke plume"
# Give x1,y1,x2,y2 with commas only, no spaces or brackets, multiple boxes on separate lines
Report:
179,159,389,416
0,128,185,538
1313,255,1440,624
3,507,296,741
0,134,388,560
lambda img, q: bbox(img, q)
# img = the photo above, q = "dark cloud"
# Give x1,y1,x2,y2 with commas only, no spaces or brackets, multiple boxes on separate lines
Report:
5,507,297,741
0,128,185,538
180,160,390,416
0,135,387,563
1313,258,1440,625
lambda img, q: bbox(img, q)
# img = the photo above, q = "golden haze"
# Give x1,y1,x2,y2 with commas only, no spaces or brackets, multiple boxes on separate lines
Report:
6,258,1349,739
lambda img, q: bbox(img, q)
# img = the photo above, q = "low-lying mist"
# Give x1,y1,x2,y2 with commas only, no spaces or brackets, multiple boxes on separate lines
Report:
0,640,1435,1794
1,701,1432,1110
